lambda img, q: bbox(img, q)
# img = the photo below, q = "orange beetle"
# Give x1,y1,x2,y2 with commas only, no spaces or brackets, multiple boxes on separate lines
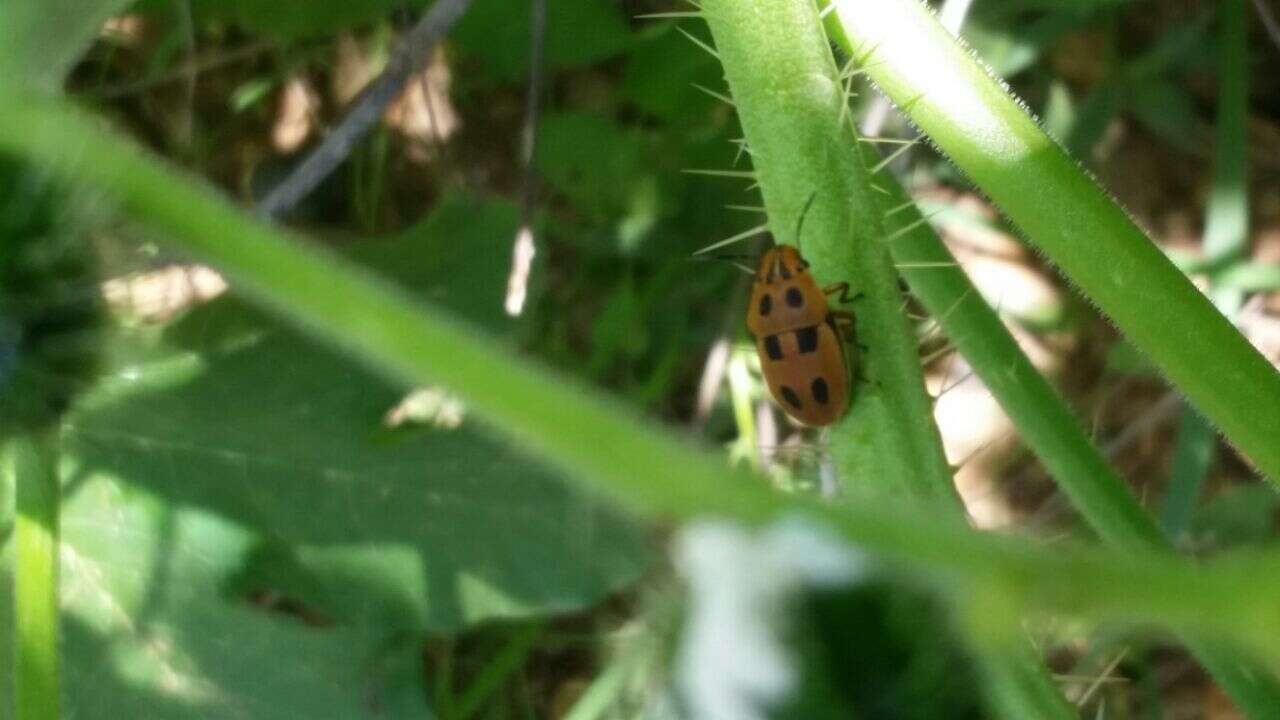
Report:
746,244,858,426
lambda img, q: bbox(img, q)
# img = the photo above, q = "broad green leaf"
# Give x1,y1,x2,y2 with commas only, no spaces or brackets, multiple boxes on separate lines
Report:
0,0,136,91
63,191,645,634
621,25,722,125
0,190,645,715
536,113,645,225
66,311,645,635
1194,485,1280,546
58,475,432,719
134,0,430,40
453,0,632,82
357,192,526,333
961,21,1043,78
1127,79,1199,154
0,443,428,719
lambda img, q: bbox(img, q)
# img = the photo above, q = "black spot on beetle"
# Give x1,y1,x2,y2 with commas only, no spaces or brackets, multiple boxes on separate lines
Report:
780,385,802,409
764,335,784,361
796,326,818,354
812,377,829,404
779,264,792,280
759,293,772,316
786,287,804,308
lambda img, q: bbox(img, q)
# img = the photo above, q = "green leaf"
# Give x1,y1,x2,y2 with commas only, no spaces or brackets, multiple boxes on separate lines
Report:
60,496,381,719
1127,79,1200,153
588,275,648,377
67,321,643,632
68,191,642,634
135,0,430,39
453,0,632,82
535,112,640,206
0,0,136,91
961,21,1043,78
359,191,526,334
1194,485,1280,546
61,195,646,635
536,113,645,223
0,452,431,718
620,24,723,124
962,5,1113,79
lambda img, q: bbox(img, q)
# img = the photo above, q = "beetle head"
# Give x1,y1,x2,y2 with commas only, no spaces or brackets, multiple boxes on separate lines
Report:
756,244,810,283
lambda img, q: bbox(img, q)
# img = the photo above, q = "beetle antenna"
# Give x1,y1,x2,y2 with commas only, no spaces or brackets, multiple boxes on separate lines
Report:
688,254,756,275
794,192,818,254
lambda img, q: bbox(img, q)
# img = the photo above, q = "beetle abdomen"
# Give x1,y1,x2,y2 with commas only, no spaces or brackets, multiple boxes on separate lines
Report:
757,323,849,426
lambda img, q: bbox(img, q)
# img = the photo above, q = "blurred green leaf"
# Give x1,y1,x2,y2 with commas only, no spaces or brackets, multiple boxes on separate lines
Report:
588,275,647,377
62,194,646,635
453,0,631,82
621,24,722,124
536,112,645,227
1161,407,1215,540
135,0,430,39
67,319,645,632
1127,79,1200,153
1101,340,1158,377
1193,485,1280,546
786,583,986,720
1066,81,1122,158
1,449,429,719
230,78,277,114
962,22,1043,78
1217,261,1280,291
59,483,431,718
0,191,648,716
963,4,1120,78
0,0,135,90
1125,11,1211,78
1041,80,1076,142
359,191,526,333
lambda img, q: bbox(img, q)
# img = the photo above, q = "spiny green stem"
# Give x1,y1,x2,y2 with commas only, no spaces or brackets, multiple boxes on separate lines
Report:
693,1,1065,714
874,159,1280,719
822,0,1280,711
697,0,956,510
821,0,1280,485
871,163,1165,554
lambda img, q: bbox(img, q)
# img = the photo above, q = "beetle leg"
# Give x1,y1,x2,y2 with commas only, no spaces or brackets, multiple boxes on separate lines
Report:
829,311,870,356
825,314,870,391
823,282,863,305
829,311,868,353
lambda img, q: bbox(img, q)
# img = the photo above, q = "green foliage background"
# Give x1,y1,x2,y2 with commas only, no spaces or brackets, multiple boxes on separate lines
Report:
2,0,1280,718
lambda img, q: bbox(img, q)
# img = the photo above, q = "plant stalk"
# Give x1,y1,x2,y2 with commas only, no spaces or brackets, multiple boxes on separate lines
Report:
697,0,957,510
694,1,1067,714
822,1,1280,712
10,432,60,720
821,0,1280,485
